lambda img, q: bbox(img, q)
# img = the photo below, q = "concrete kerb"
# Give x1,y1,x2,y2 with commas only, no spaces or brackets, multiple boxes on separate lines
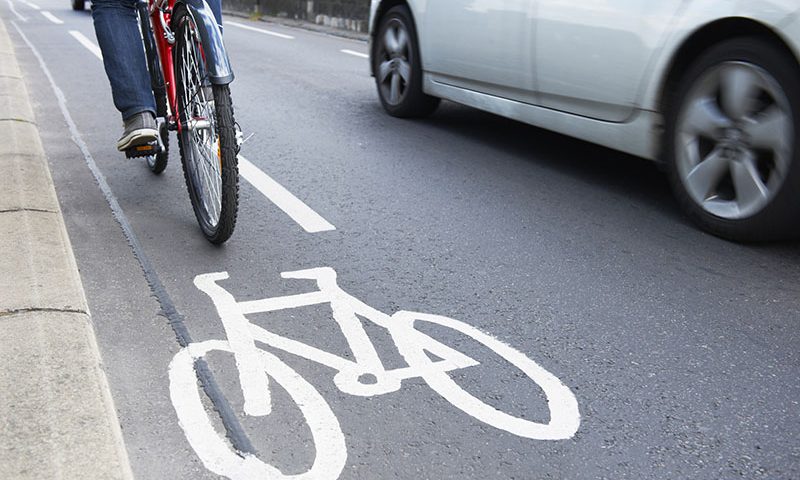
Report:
0,14,134,480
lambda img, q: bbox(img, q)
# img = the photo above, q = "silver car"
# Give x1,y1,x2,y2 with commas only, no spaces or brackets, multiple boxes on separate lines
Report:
369,0,800,241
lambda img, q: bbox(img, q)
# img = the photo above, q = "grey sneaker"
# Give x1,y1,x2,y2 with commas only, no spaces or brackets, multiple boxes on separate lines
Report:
117,112,158,151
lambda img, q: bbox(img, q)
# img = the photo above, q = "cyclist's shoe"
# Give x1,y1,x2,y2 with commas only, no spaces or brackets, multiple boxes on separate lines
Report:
117,112,158,152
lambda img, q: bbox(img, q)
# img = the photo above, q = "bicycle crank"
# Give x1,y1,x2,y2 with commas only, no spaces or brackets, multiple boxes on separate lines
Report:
125,117,167,159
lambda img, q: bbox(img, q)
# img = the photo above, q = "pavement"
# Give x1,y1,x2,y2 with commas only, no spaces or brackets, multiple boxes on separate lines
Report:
0,14,132,479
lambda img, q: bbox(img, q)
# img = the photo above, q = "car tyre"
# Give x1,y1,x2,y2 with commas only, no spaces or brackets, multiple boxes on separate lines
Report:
372,5,439,118
664,37,800,241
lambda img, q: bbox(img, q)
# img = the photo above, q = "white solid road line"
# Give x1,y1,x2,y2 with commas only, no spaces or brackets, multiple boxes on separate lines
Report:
239,156,336,233
22,0,40,9
41,10,64,24
7,0,27,21
69,30,103,60
225,21,294,40
57,31,330,234
341,49,368,59
225,20,295,39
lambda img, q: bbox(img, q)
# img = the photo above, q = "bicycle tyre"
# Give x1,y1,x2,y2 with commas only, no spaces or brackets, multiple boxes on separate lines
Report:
146,91,170,174
173,6,239,244
136,2,169,174
169,340,347,479
392,311,580,440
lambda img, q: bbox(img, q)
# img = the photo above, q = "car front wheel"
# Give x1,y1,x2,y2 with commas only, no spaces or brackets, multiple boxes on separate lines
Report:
665,37,800,241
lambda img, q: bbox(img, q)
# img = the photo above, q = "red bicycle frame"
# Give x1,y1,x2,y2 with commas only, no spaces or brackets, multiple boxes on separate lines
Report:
147,0,178,127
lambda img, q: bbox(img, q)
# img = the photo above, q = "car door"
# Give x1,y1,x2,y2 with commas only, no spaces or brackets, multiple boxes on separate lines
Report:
423,0,537,103
535,0,687,122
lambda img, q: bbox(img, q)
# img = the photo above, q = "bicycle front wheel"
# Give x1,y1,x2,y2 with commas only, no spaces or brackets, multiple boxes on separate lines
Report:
392,311,581,440
174,7,239,244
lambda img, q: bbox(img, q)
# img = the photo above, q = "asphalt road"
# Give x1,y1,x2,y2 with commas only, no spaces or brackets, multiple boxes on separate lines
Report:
4,1,800,478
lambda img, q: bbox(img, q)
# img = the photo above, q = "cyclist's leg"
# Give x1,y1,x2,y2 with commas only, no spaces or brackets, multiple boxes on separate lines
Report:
91,0,158,150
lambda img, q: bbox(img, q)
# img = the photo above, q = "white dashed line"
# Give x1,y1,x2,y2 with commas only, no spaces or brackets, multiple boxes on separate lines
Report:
225,21,294,40
22,0,39,9
69,30,103,60
341,49,368,59
41,11,64,24
239,155,335,233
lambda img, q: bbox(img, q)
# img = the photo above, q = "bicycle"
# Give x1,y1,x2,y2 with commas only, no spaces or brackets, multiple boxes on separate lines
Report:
169,267,581,479
133,0,239,244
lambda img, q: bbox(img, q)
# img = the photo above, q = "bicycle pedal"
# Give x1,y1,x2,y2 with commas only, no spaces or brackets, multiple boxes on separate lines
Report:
125,141,162,159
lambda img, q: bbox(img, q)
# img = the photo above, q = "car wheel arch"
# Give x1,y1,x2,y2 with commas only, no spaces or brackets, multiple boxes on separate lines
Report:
658,17,800,123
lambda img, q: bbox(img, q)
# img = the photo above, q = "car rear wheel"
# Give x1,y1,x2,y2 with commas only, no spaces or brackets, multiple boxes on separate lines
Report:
373,5,439,118
665,37,800,241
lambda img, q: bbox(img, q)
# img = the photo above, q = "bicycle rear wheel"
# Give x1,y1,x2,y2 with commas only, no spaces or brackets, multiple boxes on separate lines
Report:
174,7,239,244
137,1,169,174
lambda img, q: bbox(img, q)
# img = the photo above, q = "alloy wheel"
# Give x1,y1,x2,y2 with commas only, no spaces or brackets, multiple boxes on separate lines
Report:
675,61,793,219
377,18,412,106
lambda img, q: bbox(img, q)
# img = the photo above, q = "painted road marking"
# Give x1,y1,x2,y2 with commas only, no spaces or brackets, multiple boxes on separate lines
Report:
341,49,368,59
225,21,295,40
170,268,580,478
69,30,103,60
21,0,39,9
41,11,63,24
7,0,27,21
239,156,336,233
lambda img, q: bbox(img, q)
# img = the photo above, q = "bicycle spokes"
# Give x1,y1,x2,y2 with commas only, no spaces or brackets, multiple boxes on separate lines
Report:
178,20,222,227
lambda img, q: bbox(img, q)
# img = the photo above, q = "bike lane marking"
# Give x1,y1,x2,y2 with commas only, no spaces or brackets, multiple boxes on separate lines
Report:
40,10,63,24
341,49,368,59
225,21,295,40
69,30,102,60
21,0,39,9
239,155,336,233
168,268,581,478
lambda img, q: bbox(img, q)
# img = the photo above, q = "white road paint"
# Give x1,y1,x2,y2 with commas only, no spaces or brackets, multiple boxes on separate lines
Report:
40,10,63,24
7,0,27,21
171,340,347,480
170,267,581,478
341,49,368,59
239,155,335,233
225,21,294,39
21,0,39,9
69,30,103,60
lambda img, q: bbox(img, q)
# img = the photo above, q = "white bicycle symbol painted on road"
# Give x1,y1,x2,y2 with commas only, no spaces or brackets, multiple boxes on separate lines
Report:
169,267,580,479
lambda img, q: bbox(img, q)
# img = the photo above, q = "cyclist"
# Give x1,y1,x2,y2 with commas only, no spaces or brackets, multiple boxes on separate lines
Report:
91,0,223,152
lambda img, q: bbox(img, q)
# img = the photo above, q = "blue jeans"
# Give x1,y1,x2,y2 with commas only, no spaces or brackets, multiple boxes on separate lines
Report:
92,0,222,121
